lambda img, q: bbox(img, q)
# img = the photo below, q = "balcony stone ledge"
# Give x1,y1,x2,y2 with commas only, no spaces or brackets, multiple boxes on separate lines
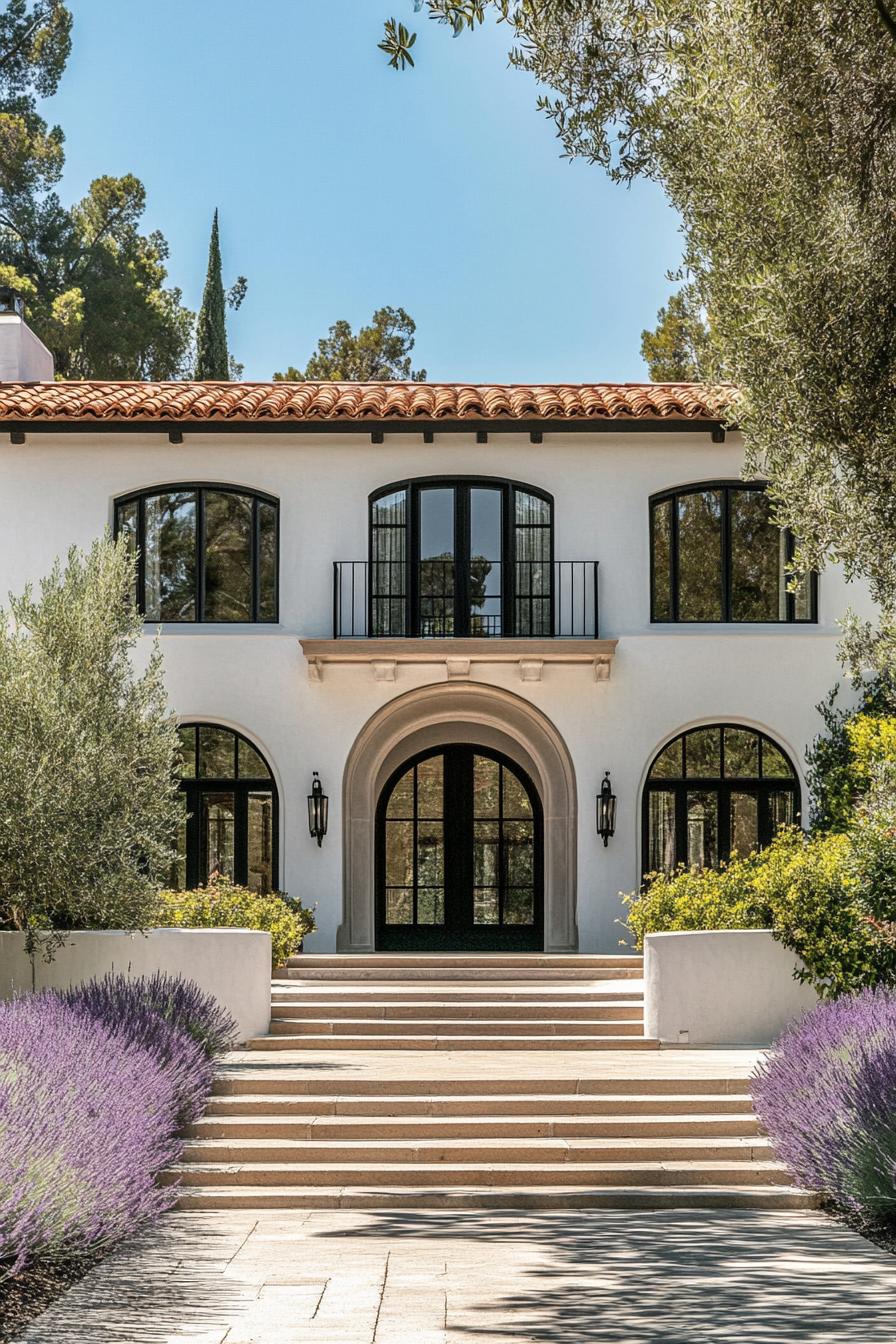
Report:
299,637,617,683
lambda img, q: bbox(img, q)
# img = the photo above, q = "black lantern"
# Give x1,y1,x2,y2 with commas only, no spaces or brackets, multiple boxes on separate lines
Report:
596,771,617,847
307,772,328,847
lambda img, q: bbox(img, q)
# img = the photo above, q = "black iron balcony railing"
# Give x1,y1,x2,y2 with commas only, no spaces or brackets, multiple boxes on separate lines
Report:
333,560,600,639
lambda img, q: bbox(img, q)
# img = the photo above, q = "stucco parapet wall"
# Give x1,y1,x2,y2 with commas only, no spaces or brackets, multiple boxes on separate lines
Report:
0,928,271,1045
644,929,818,1048
300,637,617,683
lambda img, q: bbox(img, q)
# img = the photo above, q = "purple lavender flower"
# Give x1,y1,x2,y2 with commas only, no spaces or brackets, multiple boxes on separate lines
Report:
0,974,233,1273
753,986,896,1217
0,995,181,1274
61,971,237,1060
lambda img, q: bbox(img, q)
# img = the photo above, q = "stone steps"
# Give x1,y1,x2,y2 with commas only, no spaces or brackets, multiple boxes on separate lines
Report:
211,1076,750,1097
187,1113,762,1139
269,1001,645,1020
268,1017,646,1037
203,1091,757,1118
172,1184,815,1212
180,1136,774,1166
247,1031,659,1051
169,1158,793,1189
282,955,643,982
171,955,812,1213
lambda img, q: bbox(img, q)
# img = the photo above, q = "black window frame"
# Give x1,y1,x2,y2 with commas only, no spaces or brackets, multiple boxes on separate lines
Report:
641,723,801,876
175,722,279,891
368,476,554,638
649,480,818,624
114,482,280,624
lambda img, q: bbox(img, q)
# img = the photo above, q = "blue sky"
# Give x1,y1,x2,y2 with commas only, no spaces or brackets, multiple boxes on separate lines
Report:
46,0,683,382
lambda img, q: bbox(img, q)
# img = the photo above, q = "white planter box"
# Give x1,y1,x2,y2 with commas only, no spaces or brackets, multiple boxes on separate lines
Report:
0,928,271,1045
644,929,818,1047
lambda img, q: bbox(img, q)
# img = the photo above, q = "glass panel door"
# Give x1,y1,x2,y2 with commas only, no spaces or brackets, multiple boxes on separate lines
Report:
418,488,455,636
377,747,542,950
469,488,502,636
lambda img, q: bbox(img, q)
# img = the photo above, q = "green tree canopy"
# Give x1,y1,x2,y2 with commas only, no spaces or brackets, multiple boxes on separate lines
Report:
381,2,896,625
640,288,712,383
0,1,194,377
0,535,182,949
274,306,426,382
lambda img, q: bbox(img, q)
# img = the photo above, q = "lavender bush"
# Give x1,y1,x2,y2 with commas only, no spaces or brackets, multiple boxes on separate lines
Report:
62,973,237,1108
0,995,181,1274
0,974,234,1274
753,987,896,1217
59,976,214,1124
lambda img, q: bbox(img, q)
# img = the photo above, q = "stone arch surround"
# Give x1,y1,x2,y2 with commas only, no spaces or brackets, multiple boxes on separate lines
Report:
338,682,578,953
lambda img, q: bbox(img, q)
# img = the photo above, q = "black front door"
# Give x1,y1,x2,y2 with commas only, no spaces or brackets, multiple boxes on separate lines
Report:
376,745,544,951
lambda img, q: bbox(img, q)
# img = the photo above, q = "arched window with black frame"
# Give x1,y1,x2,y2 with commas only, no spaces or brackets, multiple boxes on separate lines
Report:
650,481,816,623
115,484,278,623
172,724,278,893
369,477,553,638
642,724,800,875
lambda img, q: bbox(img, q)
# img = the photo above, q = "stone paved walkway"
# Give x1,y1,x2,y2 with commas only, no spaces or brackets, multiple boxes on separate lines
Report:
20,1208,896,1343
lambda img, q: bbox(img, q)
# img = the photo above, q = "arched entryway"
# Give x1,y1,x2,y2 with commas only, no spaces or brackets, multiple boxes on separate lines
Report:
338,682,578,953
377,745,543,951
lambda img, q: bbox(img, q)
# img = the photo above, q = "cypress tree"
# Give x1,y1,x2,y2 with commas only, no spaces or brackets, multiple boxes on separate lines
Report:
195,209,229,380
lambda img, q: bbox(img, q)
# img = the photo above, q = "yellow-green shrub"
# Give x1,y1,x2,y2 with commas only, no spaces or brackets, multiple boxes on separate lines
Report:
750,829,878,998
623,849,773,950
623,827,892,998
155,876,315,969
845,714,896,793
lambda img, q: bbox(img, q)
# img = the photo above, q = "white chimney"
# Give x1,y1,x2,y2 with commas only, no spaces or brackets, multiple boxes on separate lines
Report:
0,288,54,382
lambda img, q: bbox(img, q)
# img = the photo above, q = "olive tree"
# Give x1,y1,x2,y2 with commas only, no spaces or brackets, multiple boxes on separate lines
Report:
0,535,182,948
381,2,896,640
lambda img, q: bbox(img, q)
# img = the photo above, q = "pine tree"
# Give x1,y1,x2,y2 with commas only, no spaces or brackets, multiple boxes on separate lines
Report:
195,209,228,380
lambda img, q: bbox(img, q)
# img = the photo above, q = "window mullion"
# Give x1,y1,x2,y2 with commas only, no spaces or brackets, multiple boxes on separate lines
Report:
671,494,679,618
252,495,260,623
196,489,206,623
721,487,731,622
137,494,146,616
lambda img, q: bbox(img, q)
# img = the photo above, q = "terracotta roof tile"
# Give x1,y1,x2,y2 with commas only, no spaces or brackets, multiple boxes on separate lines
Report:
0,380,733,425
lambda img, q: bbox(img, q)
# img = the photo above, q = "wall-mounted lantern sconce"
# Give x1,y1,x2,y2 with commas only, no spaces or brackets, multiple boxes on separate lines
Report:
596,771,617,847
307,772,329,847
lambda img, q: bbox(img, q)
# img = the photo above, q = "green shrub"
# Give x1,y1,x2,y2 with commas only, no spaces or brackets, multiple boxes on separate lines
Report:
847,762,896,954
155,876,315,969
805,679,896,833
622,850,774,950
624,826,895,999
750,828,882,998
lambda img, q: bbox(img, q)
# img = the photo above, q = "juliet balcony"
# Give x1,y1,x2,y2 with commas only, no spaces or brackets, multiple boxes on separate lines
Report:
299,560,617,683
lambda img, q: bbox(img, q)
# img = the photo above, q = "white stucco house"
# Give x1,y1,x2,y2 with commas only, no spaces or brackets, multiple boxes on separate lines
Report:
0,294,871,955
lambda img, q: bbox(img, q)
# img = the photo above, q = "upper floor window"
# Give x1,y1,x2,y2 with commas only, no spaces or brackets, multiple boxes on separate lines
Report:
650,482,816,623
369,477,553,638
643,724,800,875
115,485,278,623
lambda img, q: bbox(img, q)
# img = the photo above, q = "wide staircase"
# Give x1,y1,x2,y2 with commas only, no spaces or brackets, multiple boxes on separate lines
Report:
171,954,815,1211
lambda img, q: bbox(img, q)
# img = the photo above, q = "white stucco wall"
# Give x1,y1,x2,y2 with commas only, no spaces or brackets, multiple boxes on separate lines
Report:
644,929,818,1045
0,929,271,1044
0,428,874,952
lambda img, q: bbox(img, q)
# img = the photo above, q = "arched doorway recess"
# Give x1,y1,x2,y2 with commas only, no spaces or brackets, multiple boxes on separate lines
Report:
339,683,578,953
